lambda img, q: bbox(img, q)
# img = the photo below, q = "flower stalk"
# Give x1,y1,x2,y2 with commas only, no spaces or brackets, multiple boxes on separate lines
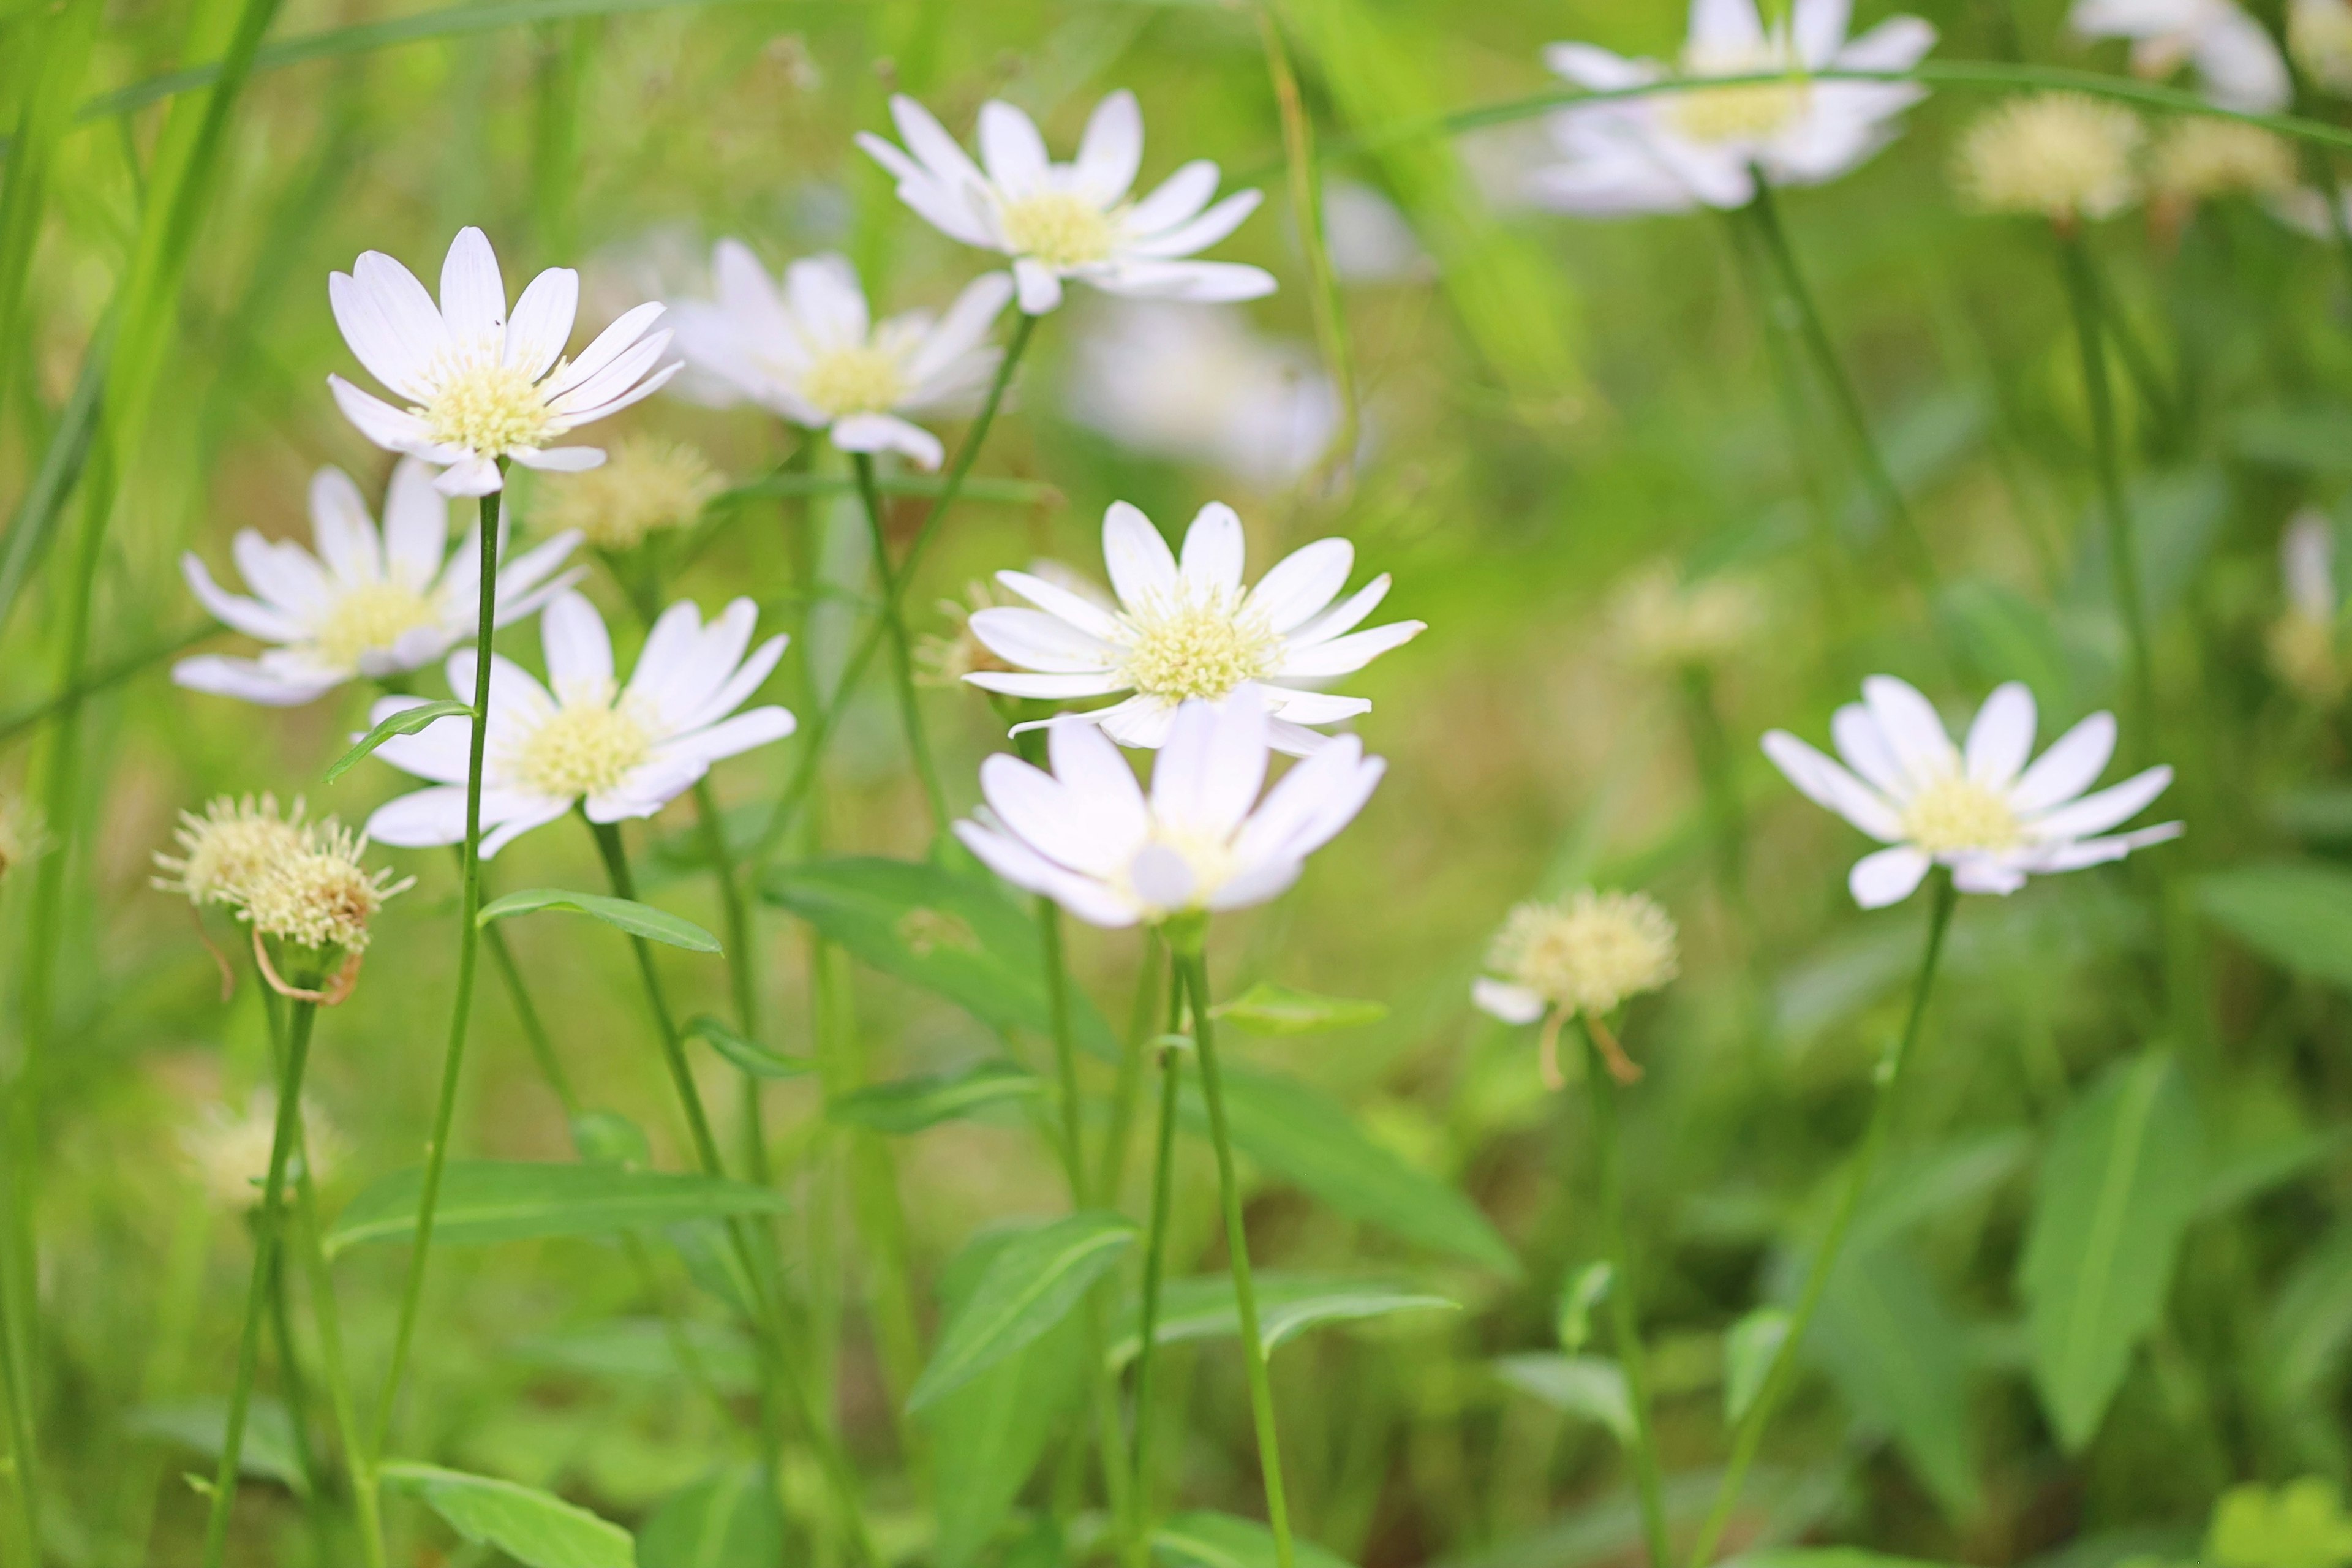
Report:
853,451,953,842
1580,1017,1669,1567
291,1115,386,1568
1128,983,1188,1543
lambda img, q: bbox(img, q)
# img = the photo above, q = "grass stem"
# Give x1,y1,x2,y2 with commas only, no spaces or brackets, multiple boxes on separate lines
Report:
291,1122,385,1568
1580,1020,1669,1567
852,452,952,844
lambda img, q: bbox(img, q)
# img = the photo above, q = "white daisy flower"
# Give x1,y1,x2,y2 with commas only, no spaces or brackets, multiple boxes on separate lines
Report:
328,226,682,497
2071,0,2291,113
954,685,1385,929
363,591,794,856
857,89,1278,316
173,458,583,706
667,244,1014,470
1762,675,2182,909
1530,0,1938,215
962,500,1424,755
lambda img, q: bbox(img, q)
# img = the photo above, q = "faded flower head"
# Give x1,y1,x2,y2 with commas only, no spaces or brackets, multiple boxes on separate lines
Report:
180,1091,345,1210
540,434,723,551
2292,0,2352,94
1608,562,1768,670
1474,891,1680,1024
235,821,412,955
1954,93,2144,223
154,794,311,907
2154,119,2297,202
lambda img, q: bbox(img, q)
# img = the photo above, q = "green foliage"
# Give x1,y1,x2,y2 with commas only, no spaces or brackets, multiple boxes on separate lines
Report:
1212,981,1389,1035
128,1400,308,1496
681,1015,814,1079
826,1060,1045,1133
325,1161,791,1255
1554,1261,1613,1354
477,887,722,952
1493,1352,1634,1443
323,698,472,782
2199,864,2352,992
637,1466,783,1568
907,1212,1136,1410
2207,1479,2352,1568
379,1461,634,1568
1153,1510,1358,1568
1105,1272,1457,1365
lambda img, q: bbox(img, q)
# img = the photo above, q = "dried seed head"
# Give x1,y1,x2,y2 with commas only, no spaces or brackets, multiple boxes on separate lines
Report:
1954,93,2144,222
1489,890,1680,1017
234,821,412,955
2153,119,2297,202
154,794,311,907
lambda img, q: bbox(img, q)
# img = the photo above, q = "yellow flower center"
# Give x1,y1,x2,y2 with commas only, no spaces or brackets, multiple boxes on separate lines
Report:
312,580,442,670
416,350,565,456
507,694,653,801
1116,594,1278,703
1900,776,2022,855
799,344,910,418
1667,78,1811,143
1123,825,1238,918
998,191,1118,268
1492,892,1679,1016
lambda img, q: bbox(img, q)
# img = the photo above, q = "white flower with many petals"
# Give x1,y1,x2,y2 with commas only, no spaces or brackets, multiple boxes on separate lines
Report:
2071,0,2291,112
364,591,794,856
175,458,582,706
1531,0,1938,215
858,89,1277,316
1762,676,2181,908
669,244,1013,470
954,686,1384,929
963,500,1423,755
329,227,681,496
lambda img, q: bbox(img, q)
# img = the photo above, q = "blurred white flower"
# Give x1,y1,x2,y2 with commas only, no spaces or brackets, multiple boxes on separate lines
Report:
1472,890,1679,1086
364,591,794,856
963,500,1423,755
538,435,723,553
954,686,1384,928
175,458,582,706
2071,0,2291,111
858,89,1277,315
1067,302,1341,489
329,227,680,496
668,244,1013,469
1529,0,1937,214
181,1091,344,1211
2151,118,2298,201
1607,561,1769,669
2269,509,2346,701
1954,92,2145,222
1321,181,1433,282
1762,675,2181,908
2291,0,2352,92
2268,184,2352,238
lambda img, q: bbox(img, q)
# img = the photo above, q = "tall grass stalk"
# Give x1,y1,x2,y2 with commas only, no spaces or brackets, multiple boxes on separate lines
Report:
0,1268,36,1564
291,1126,386,1568
1580,1018,1670,1564
1686,872,1958,1565
851,453,952,842
1257,2,1360,490
1128,1005,1186,1537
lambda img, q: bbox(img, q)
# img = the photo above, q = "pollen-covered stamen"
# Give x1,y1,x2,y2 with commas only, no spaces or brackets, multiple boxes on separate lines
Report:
1900,775,2024,855
799,344,910,418
1668,48,1810,142
312,581,442,669
507,692,654,799
1119,824,1238,917
415,347,566,456
1115,592,1279,703
998,191,1119,268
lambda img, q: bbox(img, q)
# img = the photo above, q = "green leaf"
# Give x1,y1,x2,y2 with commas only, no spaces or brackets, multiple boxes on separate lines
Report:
379,1461,633,1568
2207,1479,2352,1568
2263,1222,2352,1409
1723,1307,1789,1425
1732,1551,1959,1568
1212,982,1387,1036
2199,1128,2348,1218
1811,1243,1978,1518
908,1212,1136,1411
479,888,721,952
569,1110,650,1169
513,1319,758,1396
129,1398,308,1496
638,1465,782,1568
325,698,471,783
2198,864,2352,992
1492,1352,1633,1442
325,1161,790,1257
1153,1510,1358,1568
762,857,1119,1058
1182,1065,1518,1275
1555,1261,1612,1354
2019,1051,2204,1451
827,1061,1046,1134
1105,1273,1457,1366
684,1016,814,1080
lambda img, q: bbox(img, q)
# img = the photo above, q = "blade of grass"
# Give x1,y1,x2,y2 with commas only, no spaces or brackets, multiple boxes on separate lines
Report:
0,0,103,439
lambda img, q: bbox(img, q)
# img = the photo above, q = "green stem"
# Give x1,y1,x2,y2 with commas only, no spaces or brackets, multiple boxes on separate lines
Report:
1257,1,1358,488
1686,873,1958,1566
262,1240,328,1566
0,1240,36,1567
291,1119,386,1568
588,820,876,1568
851,452,952,844
2057,230,2157,742
1128,977,1186,1537
480,912,578,1114
1177,948,1295,1568
370,478,502,1455
693,779,772,1186
1581,1023,1668,1568
1097,933,1166,1206
753,312,1037,870
198,997,317,1568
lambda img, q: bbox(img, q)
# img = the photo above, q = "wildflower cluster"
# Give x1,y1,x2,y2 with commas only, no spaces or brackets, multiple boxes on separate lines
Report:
154,794,410,963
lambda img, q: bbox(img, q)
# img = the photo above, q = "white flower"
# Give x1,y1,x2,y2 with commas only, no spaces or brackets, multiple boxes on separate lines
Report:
1530,0,1937,214
963,500,1424,755
2071,0,2291,112
328,226,681,497
1066,301,1343,489
858,89,1278,315
954,685,1384,929
174,458,582,706
364,591,794,856
2269,509,2346,701
2291,0,2352,93
1473,891,1681,1024
668,244,1014,470
153,794,312,907
1953,92,2146,221
1762,675,2182,908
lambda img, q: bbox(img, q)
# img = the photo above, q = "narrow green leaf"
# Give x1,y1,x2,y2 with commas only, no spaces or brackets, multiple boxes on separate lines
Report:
325,1161,790,1257
1811,1243,1979,1518
684,1016,814,1080
1106,1273,1457,1366
479,888,721,952
2206,1479,2352,1568
1153,1510,1357,1568
1212,982,1387,1036
638,1464,782,1568
2198,863,2352,992
514,1319,757,1395
379,1461,633,1568
1492,1352,1634,1442
2019,1051,2204,1451
569,1110,650,1169
129,1399,307,1496
2263,1222,2352,1409
908,1212,1135,1411
325,698,472,782
1555,1261,1613,1353
827,1061,1046,1134
1732,1551,1958,1568
1723,1307,1789,1425
2198,1128,2347,1218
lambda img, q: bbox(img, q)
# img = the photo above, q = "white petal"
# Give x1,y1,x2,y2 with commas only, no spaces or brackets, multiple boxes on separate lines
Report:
383,456,452,590
1689,0,1766,52
1248,538,1352,635
306,467,383,585
512,445,608,475
545,323,671,415
1287,574,1392,646
1275,621,1424,678
888,94,992,195
1964,682,2037,789
1129,844,1199,911
365,785,475,848
439,227,508,347
785,254,870,348
332,258,444,400
434,455,504,497
1152,689,1268,840
172,655,336,706
1830,702,1909,799
505,268,580,379
969,607,1116,673
975,750,1125,878
1472,978,1548,1025
1073,89,1144,204
978,99,1053,194
476,796,576,858
1792,0,1853,67
995,568,1123,641
1049,716,1150,841
1205,854,1305,911
965,670,1130,700
660,706,798,766
489,532,584,613
831,412,944,470
541,301,666,403
1014,259,1064,315
232,533,331,618
1950,855,2029,896
1760,729,1904,842
1861,674,1959,785
180,554,303,642
328,375,434,454
1235,739,1382,866
1544,42,1653,90
540,590,614,696
2008,711,2117,813
1124,161,1221,235
1178,502,1246,597
1095,696,1180,750
955,820,1139,929
1848,845,1931,908
1102,502,1179,609
902,271,1016,392
1259,687,1371,726
1087,260,1278,304
1124,190,1262,260
673,628,791,736
2025,764,2173,842
2022,821,2183,872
